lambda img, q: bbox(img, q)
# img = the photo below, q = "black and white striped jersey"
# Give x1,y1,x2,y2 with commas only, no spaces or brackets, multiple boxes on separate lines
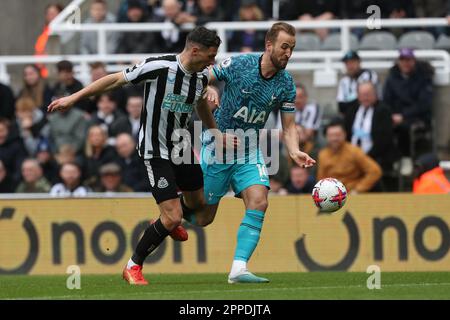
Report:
123,54,209,160
337,68,379,103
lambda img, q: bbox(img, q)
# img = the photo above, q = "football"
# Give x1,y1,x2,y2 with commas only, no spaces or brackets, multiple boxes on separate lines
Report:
311,178,347,213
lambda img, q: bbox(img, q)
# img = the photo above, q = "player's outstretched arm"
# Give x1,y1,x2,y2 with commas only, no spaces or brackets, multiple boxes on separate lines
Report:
280,112,316,168
47,71,127,113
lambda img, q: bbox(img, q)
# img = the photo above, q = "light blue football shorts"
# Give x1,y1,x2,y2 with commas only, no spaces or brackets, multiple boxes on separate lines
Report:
200,144,270,205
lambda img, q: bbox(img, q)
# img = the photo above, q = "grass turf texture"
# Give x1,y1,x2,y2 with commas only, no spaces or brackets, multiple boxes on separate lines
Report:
1,272,449,300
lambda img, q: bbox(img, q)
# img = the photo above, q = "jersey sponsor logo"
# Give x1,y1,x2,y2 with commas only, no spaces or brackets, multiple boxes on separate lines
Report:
233,106,266,124
157,177,169,189
162,93,194,113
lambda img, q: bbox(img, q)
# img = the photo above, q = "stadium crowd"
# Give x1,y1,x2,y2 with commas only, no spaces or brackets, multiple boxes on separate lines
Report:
0,0,449,196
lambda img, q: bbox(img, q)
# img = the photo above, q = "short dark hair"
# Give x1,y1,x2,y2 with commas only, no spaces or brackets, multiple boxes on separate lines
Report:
0,117,11,129
186,26,221,48
265,22,296,44
324,117,346,136
57,60,73,72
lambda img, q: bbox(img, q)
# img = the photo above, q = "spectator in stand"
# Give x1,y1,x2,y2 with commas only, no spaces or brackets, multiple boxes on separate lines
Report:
383,48,434,157
94,162,133,193
116,0,156,54
87,62,128,114
14,97,48,156
414,0,448,37
337,51,379,114
293,124,319,179
269,177,288,195
48,99,89,154
110,94,142,141
50,162,90,197
81,0,118,54
35,138,60,185
387,0,415,19
18,64,53,113
413,153,450,194
277,84,322,144
0,118,27,186
52,60,89,112
117,0,150,22
229,0,266,53
344,82,398,172
386,1,416,37
35,3,63,78
285,165,315,194
115,133,149,191
84,126,120,188
15,159,51,193
192,0,226,25
280,0,340,40
90,92,127,145
317,119,382,193
54,144,87,180
0,81,15,120
152,0,189,53
0,160,15,193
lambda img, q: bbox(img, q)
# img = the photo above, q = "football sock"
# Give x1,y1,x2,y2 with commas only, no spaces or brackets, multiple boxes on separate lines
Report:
180,195,197,225
230,260,247,277
127,258,138,269
131,219,170,266
232,209,265,266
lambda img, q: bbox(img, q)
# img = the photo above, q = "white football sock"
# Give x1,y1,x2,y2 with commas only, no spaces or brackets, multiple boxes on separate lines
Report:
127,258,139,269
229,260,247,277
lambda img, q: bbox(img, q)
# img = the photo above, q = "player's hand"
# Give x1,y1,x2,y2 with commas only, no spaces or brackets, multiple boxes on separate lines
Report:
223,133,240,149
203,86,219,106
47,96,75,113
290,150,316,168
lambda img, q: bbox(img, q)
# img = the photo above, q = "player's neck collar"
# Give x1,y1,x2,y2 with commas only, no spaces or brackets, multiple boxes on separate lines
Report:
259,54,278,81
177,54,195,74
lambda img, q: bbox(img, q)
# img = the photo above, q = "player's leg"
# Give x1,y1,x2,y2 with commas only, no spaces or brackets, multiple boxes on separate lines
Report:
228,163,270,284
123,159,182,285
178,146,231,226
181,188,220,227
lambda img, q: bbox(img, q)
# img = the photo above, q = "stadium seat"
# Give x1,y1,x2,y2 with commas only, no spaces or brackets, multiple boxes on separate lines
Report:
398,31,435,50
321,33,359,51
295,32,321,51
359,31,397,50
434,34,450,50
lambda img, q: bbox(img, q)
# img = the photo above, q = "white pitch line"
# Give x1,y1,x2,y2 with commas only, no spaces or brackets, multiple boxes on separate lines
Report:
4,282,450,300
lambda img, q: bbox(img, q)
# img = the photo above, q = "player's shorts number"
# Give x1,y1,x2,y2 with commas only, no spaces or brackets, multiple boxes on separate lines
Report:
256,164,268,179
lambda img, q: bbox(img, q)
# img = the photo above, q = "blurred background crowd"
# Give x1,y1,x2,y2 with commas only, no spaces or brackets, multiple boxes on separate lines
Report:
1,0,450,197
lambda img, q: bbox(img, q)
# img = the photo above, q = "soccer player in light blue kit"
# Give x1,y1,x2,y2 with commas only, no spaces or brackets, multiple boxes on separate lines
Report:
181,22,316,283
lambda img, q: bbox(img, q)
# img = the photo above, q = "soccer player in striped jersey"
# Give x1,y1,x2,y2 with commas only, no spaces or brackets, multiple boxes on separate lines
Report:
48,26,223,285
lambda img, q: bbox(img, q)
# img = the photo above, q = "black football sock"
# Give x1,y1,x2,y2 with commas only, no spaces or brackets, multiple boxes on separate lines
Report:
131,219,170,265
180,195,198,225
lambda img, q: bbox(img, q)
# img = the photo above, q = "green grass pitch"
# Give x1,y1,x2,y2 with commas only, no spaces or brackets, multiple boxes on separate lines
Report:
1,272,449,300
